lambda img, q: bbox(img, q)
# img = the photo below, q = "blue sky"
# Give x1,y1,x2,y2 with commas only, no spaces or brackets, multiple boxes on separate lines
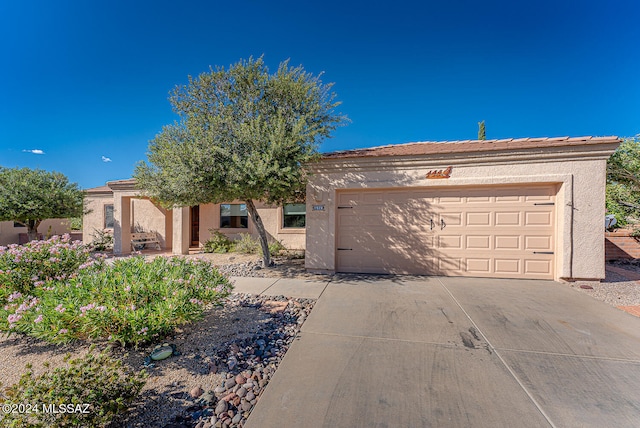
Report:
1,0,638,189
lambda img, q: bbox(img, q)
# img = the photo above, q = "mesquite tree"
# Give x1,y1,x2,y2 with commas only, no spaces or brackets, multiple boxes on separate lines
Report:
0,167,84,241
135,57,347,266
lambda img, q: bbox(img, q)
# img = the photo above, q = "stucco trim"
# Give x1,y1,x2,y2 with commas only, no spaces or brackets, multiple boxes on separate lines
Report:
311,143,618,174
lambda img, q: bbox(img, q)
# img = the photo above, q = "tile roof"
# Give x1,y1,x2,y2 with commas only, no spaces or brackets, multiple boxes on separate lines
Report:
322,136,620,159
84,185,112,193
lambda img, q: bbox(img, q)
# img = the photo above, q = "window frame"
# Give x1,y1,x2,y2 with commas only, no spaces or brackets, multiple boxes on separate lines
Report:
104,204,115,229
219,203,249,229
279,203,306,233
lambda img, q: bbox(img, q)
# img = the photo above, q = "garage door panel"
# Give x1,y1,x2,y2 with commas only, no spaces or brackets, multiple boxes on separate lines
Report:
466,195,491,203
525,211,553,226
525,259,552,275
495,235,521,250
336,185,555,280
466,212,491,226
440,257,463,272
466,258,491,273
525,236,553,251
495,259,521,274
441,212,462,226
439,235,462,249
467,235,491,249
495,212,521,226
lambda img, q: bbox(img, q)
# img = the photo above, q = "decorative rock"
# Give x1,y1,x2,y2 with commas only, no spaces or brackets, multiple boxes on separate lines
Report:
246,391,255,401
235,374,247,385
200,391,215,405
195,423,205,428
222,392,236,402
241,399,253,412
232,413,242,424
190,386,204,398
215,400,228,415
236,387,247,398
232,396,241,407
225,378,236,389
214,385,226,394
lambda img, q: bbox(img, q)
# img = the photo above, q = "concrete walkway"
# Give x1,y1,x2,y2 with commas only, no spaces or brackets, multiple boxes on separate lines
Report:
241,275,640,428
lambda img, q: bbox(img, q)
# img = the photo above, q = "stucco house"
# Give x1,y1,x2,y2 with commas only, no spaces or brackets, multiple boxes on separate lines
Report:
83,180,305,255
84,136,620,282
0,219,77,246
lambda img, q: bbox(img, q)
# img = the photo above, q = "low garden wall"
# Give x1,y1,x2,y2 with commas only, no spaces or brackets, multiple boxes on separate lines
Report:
606,229,640,260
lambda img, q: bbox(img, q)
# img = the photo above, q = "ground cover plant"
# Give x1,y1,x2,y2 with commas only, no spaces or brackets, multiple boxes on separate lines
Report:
0,347,147,428
1,237,233,347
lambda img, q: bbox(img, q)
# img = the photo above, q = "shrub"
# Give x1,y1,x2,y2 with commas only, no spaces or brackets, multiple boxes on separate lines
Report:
202,230,234,253
0,234,103,297
268,239,286,256
69,217,83,231
1,256,233,346
89,229,113,252
234,233,260,254
0,346,146,427
234,234,286,256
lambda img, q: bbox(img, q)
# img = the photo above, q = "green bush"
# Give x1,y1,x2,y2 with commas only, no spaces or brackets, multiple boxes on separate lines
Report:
268,239,286,256
89,229,113,252
234,233,260,254
1,256,233,346
69,217,83,231
0,346,146,427
0,235,103,296
202,230,234,253
234,234,286,256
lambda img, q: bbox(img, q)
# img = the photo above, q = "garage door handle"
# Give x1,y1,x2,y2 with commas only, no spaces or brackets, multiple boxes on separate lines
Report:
337,248,353,251
430,219,435,230
441,219,446,230
533,251,554,254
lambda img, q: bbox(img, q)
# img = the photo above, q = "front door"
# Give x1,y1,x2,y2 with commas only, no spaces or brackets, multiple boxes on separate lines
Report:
190,205,200,246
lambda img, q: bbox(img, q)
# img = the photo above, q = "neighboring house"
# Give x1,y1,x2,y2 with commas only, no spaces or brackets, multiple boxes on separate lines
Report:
84,136,620,282
0,219,77,246
83,180,305,254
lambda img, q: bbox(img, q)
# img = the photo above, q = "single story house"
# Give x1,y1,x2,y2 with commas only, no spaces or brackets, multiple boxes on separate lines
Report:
83,181,305,254
0,219,77,246
84,136,620,281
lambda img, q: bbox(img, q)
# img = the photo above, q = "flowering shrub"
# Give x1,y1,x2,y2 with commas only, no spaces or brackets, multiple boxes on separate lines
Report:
0,346,146,427
0,234,104,298
1,256,233,346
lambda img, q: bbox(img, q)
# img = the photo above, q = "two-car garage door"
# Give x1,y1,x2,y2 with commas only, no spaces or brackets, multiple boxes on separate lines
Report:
336,185,557,279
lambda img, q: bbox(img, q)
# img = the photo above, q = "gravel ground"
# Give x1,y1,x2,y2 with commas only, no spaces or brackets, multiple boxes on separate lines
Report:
569,261,640,307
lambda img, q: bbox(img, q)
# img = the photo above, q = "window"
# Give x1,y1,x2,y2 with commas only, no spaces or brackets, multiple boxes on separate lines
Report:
220,204,248,228
283,203,306,228
13,222,25,228
104,204,114,229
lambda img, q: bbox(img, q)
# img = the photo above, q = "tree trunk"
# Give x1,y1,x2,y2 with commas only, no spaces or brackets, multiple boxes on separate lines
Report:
26,219,40,242
245,199,273,267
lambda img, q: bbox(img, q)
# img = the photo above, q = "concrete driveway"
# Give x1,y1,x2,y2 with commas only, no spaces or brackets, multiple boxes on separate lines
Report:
243,276,640,428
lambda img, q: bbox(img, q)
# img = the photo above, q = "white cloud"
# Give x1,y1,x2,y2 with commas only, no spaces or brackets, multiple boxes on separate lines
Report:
23,149,45,155
101,156,112,162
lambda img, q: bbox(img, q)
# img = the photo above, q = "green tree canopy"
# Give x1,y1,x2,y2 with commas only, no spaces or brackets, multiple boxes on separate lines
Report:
478,120,486,140
0,167,85,241
135,57,347,265
606,136,640,228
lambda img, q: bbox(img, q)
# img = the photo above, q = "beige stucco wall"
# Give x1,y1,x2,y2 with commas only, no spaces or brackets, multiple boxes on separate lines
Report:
83,192,114,244
0,219,75,246
306,143,617,280
198,202,305,250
